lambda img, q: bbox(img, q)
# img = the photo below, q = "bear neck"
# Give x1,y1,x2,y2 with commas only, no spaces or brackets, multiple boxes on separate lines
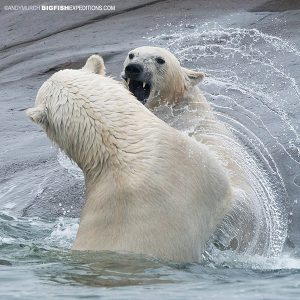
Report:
60,120,135,183
183,86,212,112
54,96,161,186
161,71,188,106
148,85,212,114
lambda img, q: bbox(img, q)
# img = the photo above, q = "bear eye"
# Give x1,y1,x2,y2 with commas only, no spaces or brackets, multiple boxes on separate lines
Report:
129,53,134,59
156,57,165,65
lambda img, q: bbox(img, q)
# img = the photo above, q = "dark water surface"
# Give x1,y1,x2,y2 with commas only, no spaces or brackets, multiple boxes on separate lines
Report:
0,0,299,299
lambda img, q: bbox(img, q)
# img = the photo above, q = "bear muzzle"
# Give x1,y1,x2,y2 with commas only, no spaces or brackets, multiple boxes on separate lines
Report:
122,63,152,104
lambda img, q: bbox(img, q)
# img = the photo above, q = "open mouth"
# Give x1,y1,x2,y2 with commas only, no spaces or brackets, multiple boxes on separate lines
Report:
125,78,151,104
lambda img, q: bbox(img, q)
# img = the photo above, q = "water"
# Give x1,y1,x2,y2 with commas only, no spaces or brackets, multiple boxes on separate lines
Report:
147,22,300,257
1,20,300,299
1,210,300,299
1,211,300,299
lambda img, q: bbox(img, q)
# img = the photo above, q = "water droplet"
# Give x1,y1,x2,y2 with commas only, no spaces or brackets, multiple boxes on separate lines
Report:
294,175,300,187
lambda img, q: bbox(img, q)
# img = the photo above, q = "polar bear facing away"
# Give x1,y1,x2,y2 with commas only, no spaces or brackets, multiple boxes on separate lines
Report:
27,55,232,262
122,47,264,253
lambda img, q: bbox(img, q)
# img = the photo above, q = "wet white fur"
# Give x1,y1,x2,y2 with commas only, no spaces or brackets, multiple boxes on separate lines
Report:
122,47,248,193
123,47,259,252
27,55,232,262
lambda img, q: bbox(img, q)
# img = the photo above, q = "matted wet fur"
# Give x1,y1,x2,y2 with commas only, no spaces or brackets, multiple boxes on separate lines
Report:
27,55,232,262
122,47,268,254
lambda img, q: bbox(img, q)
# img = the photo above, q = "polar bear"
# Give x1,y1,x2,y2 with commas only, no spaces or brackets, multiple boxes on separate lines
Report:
122,47,266,254
26,55,232,262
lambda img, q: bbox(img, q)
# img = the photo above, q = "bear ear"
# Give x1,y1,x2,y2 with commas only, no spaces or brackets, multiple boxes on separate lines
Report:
82,55,106,76
182,67,205,86
26,106,48,125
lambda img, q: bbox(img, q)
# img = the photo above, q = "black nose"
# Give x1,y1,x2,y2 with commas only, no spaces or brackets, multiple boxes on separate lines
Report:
125,63,143,76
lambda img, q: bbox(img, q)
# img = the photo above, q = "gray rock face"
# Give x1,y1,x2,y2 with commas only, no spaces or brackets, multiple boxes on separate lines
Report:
0,0,299,253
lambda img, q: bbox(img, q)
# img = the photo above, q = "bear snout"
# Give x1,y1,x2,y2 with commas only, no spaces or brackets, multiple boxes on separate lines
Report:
125,63,144,78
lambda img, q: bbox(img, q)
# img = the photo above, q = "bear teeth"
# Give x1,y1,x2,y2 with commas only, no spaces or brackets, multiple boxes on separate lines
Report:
143,82,146,88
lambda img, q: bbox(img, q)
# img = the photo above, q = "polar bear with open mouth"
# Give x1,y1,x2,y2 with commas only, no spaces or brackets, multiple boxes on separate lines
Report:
27,55,232,262
122,46,268,254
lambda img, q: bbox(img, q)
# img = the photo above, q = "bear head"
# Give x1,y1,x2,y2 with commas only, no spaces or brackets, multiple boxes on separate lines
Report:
26,55,107,175
121,46,205,107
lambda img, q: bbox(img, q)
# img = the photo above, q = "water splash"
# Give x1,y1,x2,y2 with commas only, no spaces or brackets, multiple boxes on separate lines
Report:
45,217,79,249
57,150,83,180
204,248,300,271
0,212,78,250
147,22,300,258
